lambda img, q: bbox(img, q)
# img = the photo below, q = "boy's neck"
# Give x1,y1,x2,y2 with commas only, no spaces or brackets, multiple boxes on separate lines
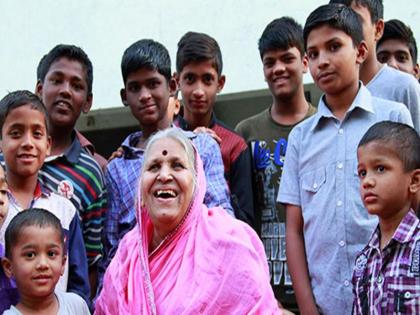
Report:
8,173,38,209
17,293,58,315
137,118,172,148
359,55,383,85
183,111,212,130
379,206,411,250
50,125,74,156
324,80,360,121
271,87,309,126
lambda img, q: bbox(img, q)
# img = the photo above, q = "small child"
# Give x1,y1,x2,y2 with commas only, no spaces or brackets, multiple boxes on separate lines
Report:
377,19,419,79
353,121,420,314
1,208,90,314
0,164,19,313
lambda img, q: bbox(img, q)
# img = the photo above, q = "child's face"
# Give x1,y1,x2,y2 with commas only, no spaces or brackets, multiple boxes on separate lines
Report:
2,225,65,300
36,57,92,130
121,68,174,129
377,39,420,79
176,60,225,119
357,141,417,219
1,104,51,181
307,25,366,95
262,47,308,100
0,166,9,227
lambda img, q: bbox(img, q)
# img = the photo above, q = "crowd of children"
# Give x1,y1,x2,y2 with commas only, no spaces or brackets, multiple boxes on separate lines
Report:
0,0,419,314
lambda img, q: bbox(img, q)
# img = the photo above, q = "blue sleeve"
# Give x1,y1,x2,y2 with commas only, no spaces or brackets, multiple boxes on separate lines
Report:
67,214,92,310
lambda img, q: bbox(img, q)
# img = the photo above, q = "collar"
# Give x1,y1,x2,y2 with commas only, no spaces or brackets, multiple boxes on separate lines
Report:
44,131,83,164
76,130,96,155
8,181,51,209
121,131,145,160
309,83,375,132
175,112,217,130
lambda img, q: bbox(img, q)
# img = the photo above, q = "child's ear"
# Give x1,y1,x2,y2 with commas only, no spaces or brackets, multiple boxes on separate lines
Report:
374,19,385,42
169,77,177,97
413,64,420,80
302,55,309,74
35,80,43,97
356,41,369,65
61,255,67,276
82,95,93,114
409,169,420,194
1,257,13,279
120,88,128,107
217,75,226,93
46,135,52,156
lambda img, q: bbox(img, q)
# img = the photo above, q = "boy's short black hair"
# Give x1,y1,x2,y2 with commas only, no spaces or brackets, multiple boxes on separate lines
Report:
37,44,93,95
5,208,65,259
377,19,418,65
176,32,223,76
0,90,49,137
329,0,383,23
303,4,364,49
358,121,420,171
121,39,172,84
258,17,305,58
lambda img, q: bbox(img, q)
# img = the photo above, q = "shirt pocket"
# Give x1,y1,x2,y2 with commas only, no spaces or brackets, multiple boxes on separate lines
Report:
386,276,420,314
300,167,326,208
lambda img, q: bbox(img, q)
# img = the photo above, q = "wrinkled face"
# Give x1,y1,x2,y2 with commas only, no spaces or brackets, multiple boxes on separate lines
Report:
307,25,364,96
36,57,92,130
141,138,194,234
177,60,225,118
357,141,413,218
122,68,173,129
0,166,8,227
377,39,419,78
2,225,65,300
1,105,51,181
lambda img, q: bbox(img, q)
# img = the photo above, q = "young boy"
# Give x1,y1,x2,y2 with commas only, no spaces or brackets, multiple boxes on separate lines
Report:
330,0,420,132
2,208,90,314
0,90,90,307
278,4,413,314
100,39,232,286
0,164,19,313
175,32,255,226
377,19,419,79
235,17,316,312
353,121,420,314
35,45,107,291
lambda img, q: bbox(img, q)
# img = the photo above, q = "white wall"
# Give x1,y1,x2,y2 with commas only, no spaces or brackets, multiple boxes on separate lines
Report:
0,0,418,109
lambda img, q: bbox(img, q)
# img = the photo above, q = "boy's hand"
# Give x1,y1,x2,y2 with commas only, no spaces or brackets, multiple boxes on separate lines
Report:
193,127,222,144
108,147,124,162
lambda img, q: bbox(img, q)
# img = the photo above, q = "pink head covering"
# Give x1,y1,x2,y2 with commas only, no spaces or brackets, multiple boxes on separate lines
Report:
95,132,280,315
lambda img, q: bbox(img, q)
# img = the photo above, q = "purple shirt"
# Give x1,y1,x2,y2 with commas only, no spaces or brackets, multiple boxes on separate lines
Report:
0,244,19,313
352,210,420,314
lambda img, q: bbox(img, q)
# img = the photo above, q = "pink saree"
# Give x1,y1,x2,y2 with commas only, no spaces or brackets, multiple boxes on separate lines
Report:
95,153,280,315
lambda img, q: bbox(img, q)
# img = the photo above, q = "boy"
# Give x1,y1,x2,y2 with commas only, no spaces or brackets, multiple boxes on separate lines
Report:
0,164,19,313
35,45,107,291
175,32,255,226
330,0,420,132
0,90,90,306
2,208,90,314
235,17,316,312
100,39,232,285
278,4,413,314
377,19,419,79
353,121,420,314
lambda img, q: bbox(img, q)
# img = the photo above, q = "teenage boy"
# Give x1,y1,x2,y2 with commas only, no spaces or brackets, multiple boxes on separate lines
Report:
100,39,232,285
353,121,420,314
0,90,90,307
175,32,255,226
330,0,420,132
235,17,316,312
278,4,413,314
377,19,419,79
35,45,107,291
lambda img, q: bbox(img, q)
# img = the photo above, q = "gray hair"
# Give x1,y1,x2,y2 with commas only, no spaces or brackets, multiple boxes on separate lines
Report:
142,128,197,190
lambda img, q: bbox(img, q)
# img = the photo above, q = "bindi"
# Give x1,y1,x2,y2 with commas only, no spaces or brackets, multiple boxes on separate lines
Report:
162,150,168,156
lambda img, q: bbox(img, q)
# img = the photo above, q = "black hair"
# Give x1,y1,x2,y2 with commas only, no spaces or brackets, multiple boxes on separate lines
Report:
377,19,418,65
121,39,172,84
259,17,305,58
358,121,420,171
0,90,49,138
37,44,93,95
329,0,383,23
303,4,364,49
176,32,223,76
5,208,65,259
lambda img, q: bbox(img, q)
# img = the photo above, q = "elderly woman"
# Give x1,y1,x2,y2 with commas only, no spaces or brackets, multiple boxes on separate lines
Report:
95,128,280,314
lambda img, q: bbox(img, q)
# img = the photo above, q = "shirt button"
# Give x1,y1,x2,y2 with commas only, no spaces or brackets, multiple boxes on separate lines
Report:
344,280,350,286
404,291,411,299
337,200,343,207
377,275,383,284
337,162,343,169
338,129,344,134
313,183,318,189
339,240,345,247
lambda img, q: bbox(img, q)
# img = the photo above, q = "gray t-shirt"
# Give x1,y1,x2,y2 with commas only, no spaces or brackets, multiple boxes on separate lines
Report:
367,64,420,132
3,291,90,315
